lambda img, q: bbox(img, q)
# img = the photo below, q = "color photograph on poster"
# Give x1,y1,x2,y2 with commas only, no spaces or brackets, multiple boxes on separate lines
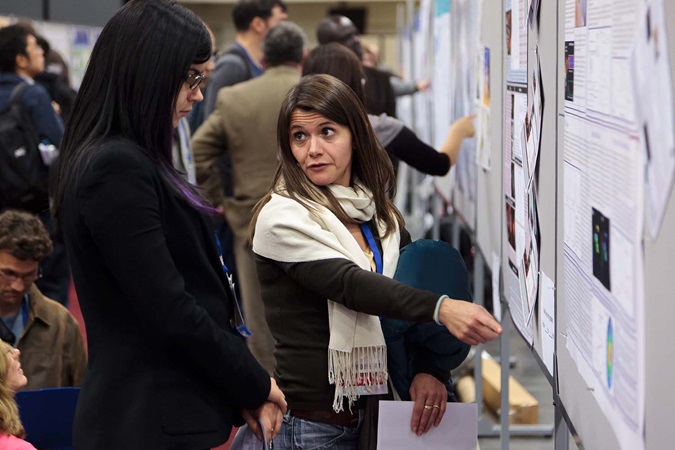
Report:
505,9,512,57
592,207,611,292
474,44,491,171
565,41,575,101
483,47,490,107
506,197,517,265
575,0,587,28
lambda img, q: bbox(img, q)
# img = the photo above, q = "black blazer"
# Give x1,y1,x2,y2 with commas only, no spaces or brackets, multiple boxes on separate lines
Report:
61,139,270,449
364,66,397,118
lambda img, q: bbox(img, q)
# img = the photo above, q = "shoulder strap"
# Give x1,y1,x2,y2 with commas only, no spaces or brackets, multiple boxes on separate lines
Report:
224,44,246,58
9,82,30,106
222,45,254,78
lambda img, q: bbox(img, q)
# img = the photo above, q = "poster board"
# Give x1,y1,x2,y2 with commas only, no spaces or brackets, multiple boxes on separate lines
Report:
466,0,672,448
474,0,503,268
433,0,480,230
555,0,674,448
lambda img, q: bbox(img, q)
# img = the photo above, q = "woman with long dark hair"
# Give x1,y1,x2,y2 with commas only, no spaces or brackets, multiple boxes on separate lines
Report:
54,1,285,448
250,74,500,450
303,43,475,176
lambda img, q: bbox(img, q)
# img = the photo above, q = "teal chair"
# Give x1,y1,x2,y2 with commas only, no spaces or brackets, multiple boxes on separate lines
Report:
383,240,472,400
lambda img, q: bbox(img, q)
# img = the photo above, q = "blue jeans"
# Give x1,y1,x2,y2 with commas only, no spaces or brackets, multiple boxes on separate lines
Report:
271,411,362,450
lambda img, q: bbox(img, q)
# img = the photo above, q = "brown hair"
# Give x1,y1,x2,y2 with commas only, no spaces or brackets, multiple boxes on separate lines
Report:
0,210,53,261
302,43,365,104
250,74,403,240
0,341,25,438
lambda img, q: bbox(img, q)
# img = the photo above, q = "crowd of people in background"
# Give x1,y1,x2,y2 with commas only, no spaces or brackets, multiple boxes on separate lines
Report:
0,0,500,448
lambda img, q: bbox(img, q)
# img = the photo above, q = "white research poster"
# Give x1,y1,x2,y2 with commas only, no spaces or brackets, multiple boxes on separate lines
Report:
562,0,646,448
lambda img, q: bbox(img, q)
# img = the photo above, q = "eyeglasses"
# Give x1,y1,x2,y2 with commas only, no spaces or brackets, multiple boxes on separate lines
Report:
0,267,42,285
185,70,206,90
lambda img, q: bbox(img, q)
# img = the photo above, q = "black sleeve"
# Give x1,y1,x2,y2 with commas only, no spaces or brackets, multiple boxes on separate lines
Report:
79,146,270,410
414,355,452,384
271,257,438,322
383,76,397,118
364,67,397,118
385,126,451,176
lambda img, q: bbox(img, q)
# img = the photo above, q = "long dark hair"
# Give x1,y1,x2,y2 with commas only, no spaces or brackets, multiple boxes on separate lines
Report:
250,74,403,240
302,43,365,104
53,0,213,223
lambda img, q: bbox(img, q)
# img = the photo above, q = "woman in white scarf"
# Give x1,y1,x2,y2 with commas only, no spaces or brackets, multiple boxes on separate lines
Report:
250,74,501,450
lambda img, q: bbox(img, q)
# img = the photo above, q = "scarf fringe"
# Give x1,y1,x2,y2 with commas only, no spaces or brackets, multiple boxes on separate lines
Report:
328,345,388,413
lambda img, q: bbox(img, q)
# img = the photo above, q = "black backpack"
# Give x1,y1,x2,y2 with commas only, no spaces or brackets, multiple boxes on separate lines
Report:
0,83,50,212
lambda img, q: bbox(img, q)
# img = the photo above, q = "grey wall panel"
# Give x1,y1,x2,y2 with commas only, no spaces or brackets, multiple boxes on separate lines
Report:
643,3,675,448
50,0,122,27
476,0,503,269
0,1,42,20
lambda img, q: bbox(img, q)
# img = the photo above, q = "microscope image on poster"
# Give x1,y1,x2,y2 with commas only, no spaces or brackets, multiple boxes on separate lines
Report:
592,208,611,291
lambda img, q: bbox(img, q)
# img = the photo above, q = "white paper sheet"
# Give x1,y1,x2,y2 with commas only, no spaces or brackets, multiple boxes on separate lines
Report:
414,0,433,144
630,0,675,239
432,0,453,150
70,27,96,90
377,401,477,450
443,0,480,227
540,272,555,376
506,262,533,345
475,104,492,171
509,0,527,71
491,252,502,322
474,44,491,172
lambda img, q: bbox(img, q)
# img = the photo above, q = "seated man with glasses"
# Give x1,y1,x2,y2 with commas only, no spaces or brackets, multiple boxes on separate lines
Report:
0,209,86,390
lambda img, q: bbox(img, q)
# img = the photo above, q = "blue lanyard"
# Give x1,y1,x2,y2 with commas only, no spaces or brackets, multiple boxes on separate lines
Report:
214,233,251,338
214,233,229,273
359,223,382,274
21,297,29,324
235,43,263,77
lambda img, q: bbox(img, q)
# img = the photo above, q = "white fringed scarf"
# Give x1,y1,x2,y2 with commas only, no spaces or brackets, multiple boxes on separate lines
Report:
252,182,400,412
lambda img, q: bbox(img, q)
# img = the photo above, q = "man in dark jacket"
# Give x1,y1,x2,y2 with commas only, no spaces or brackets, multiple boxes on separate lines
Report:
202,0,288,116
0,24,70,306
0,24,64,149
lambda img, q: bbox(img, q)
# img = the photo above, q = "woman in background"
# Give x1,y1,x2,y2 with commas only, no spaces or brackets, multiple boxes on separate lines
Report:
53,1,285,448
0,343,35,450
303,42,475,177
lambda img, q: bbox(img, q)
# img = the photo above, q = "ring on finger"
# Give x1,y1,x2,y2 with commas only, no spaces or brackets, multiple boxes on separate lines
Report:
432,404,440,409
423,404,433,410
